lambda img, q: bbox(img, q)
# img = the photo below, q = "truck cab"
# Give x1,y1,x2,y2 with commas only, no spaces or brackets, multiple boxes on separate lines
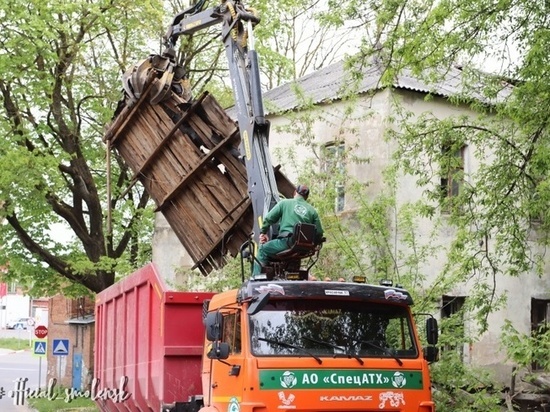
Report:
202,280,437,412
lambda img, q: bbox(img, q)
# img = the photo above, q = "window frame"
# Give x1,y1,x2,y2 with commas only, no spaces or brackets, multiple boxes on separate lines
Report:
321,141,346,213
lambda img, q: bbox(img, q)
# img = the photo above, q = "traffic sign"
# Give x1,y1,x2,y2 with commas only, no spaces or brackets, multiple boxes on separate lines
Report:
33,340,47,357
52,339,69,356
34,325,48,339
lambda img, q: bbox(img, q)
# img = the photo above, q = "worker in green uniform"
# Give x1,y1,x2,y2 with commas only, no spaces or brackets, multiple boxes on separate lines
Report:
253,184,324,275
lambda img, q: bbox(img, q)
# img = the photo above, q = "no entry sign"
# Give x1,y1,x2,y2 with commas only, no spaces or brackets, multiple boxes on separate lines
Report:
34,325,48,339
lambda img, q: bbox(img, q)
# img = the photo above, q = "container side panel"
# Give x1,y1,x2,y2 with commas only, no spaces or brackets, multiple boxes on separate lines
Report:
94,264,215,412
162,292,214,402
94,264,163,412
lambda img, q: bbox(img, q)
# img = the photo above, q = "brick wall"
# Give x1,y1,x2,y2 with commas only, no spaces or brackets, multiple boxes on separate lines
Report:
46,294,95,389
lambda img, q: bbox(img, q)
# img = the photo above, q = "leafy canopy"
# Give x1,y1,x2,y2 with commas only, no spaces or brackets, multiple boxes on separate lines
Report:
0,0,165,295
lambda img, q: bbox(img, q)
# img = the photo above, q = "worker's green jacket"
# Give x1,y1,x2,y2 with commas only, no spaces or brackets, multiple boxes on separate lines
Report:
260,197,324,239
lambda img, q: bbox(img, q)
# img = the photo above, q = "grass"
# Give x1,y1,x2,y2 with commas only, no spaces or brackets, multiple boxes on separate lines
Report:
27,395,99,411
0,337,31,351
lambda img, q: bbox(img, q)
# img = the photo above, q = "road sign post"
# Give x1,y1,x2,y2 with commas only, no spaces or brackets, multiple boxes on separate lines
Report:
33,326,48,389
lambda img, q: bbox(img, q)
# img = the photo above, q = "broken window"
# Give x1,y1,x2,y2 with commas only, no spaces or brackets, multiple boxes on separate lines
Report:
322,142,345,213
440,144,466,210
531,298,550,371
441,295,466,361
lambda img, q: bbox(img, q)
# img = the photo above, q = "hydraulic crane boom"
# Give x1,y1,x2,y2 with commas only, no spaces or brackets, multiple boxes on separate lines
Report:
132,0,280,246
122,0,323,280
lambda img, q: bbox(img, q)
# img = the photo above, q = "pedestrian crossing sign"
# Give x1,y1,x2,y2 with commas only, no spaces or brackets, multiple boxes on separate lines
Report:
32,340,47,357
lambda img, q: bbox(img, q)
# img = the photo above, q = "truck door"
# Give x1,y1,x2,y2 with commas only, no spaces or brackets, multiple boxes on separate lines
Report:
208,310,245,410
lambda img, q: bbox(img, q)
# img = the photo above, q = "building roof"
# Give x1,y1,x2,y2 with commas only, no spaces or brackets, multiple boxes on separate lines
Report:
65,314,95,325
262,58,513,114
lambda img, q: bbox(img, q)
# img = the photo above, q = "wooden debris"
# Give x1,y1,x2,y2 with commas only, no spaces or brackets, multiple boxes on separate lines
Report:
105,76,294,274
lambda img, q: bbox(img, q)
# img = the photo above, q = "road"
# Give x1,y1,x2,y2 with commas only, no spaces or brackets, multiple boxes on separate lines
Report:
0,327,35,342
0,328,46,412
0,349,44,411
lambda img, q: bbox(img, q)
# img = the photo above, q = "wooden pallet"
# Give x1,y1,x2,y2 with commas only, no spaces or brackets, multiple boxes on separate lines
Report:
105,77,294,274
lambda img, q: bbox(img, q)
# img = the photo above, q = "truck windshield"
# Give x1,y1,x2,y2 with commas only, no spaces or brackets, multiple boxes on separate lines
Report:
249,299,418,359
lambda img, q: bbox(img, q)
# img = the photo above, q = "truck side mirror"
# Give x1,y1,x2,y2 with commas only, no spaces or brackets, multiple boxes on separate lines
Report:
207,341,230,360
423,346,439,362
426,317,438,345
205,311,224,341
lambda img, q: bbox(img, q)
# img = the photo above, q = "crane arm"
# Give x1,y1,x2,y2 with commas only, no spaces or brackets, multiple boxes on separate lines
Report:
123,0,280,245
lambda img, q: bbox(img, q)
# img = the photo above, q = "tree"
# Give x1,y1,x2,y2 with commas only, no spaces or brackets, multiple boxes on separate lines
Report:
0,0,361,297
0,0,166,295
319,0,550,406
335,0,550,291
355,0,550,324
252,0,358,89
166,0,359,100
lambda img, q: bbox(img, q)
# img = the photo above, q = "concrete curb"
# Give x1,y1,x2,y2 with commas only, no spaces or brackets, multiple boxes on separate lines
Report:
0,348,27,356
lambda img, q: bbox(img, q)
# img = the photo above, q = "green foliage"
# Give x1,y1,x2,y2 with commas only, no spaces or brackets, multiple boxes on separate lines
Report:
0,0,164,294
501,320,550,371
311,0,550,406
27,390,98,411
431,350,505,412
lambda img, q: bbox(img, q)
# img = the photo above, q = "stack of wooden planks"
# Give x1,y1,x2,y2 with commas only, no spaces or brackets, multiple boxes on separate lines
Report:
104,76,294,274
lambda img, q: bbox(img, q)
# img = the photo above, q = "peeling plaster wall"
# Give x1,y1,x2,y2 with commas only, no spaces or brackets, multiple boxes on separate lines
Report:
152,212,193,286
265,88,550,376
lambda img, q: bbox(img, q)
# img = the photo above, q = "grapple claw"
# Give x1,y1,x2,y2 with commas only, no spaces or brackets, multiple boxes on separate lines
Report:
121,54,179,105
122,57,153,104
149,63,176,104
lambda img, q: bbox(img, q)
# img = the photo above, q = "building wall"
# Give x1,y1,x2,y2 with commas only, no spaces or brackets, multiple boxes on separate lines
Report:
47,295,94,390
266,88,550,377
152,213,193,285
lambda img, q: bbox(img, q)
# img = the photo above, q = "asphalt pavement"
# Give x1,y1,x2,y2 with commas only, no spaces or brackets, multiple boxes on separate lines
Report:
0,348,38,412
0,327,46,411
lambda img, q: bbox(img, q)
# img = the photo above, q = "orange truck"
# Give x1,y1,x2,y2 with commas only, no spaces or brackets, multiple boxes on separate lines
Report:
93,264,437,412
95,263,438,412
201,279,439,412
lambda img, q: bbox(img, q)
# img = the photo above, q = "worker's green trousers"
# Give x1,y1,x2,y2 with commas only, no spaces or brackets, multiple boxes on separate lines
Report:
253,238,292,275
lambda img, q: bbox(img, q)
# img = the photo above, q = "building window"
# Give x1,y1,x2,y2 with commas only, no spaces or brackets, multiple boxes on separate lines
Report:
440,144,466,205
322,142,345,213
441,295,466,360
531,298,549,371
7,282,17,294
